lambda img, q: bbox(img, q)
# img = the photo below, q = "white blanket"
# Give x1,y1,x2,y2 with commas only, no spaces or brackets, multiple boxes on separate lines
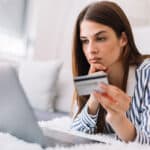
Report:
0,117,149,150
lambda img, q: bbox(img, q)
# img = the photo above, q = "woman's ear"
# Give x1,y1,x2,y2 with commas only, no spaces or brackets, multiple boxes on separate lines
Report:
120,32,128,47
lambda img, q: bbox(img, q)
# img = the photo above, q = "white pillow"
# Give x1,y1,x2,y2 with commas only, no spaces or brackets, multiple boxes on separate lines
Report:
18,60,62,112
55,68,74,112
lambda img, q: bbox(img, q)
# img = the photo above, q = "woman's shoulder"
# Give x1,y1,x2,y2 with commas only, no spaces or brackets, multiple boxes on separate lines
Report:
136,58,150,72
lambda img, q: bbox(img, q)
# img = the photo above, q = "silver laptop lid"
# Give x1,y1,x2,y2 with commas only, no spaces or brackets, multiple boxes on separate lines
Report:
0,63,48,147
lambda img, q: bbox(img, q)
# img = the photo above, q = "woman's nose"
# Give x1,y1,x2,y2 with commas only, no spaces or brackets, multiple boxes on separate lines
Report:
87,41,98,54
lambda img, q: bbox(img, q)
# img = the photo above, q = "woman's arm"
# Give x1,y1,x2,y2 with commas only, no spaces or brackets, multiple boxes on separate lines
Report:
87,94,100,115
93,83,136,142
93,60,150,144
71,63,110,134
105,112,136,142
71,102,99,133
71,94,99,133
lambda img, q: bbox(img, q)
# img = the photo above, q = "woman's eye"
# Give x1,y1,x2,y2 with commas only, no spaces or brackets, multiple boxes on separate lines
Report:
97,37,106,41
81,39,89,44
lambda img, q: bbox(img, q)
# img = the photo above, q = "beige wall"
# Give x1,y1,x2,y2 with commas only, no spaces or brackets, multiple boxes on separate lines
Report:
32,0,150,68
28,0,150,112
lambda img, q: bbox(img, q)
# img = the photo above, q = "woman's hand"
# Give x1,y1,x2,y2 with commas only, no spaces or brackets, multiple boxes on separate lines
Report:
93,83,131,123
87,63,107,115
88,63,107,74
93,83,136,143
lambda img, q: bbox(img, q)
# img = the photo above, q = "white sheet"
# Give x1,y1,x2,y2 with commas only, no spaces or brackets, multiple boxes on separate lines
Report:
0,117,149,150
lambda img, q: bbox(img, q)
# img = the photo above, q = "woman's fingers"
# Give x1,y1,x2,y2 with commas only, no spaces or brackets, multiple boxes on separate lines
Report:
93,91,116,112
99,83,131,112
93,85,131,113
94,91,126,125
88,64,107,74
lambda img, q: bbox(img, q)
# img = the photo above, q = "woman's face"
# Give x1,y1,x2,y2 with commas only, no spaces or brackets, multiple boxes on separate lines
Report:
80,20,127,69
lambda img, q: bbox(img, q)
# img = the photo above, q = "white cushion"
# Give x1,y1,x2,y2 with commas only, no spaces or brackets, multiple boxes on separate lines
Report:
55,67,74,112
18,60,62,111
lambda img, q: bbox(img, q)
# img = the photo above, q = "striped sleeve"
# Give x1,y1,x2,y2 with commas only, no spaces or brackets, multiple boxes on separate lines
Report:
133,60,150,144
71,104,99,134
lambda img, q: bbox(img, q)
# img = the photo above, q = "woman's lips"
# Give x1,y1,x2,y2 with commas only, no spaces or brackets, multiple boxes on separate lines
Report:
89,58,101,63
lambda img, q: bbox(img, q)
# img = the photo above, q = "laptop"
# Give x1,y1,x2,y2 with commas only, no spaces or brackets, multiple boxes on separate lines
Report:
0,63,104,148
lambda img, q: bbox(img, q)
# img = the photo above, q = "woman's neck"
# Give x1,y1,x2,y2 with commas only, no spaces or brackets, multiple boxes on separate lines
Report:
107,61,124,89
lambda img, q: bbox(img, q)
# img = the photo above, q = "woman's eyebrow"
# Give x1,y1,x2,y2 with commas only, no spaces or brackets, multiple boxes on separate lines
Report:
95,30,107,36
80,36,86,39
80,30,107,39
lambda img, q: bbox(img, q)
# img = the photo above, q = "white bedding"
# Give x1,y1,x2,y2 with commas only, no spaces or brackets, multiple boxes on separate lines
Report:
0,117,149,150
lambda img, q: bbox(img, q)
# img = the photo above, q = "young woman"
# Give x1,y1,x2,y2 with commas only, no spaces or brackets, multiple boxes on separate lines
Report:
71,1,150,144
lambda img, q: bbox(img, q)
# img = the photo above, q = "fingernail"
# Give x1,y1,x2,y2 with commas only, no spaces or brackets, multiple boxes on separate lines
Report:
99,83,107,93
94,89,99,93
100,82,107,88
103,66,107,70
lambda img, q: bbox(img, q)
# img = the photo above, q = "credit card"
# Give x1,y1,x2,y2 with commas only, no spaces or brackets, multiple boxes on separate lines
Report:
74,71,108,96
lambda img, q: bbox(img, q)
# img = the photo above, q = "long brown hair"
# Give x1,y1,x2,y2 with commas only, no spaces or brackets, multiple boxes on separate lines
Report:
71,1,150,132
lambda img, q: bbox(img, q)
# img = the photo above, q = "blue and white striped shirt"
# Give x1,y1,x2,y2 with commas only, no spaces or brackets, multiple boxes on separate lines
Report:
71,59,150,144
